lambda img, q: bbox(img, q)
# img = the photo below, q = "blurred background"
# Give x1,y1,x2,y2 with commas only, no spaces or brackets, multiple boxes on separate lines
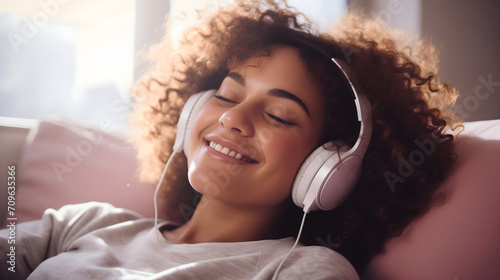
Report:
1,0,499,130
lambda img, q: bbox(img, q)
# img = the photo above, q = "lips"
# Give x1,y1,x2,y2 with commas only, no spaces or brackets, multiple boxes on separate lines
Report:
205,139,258,163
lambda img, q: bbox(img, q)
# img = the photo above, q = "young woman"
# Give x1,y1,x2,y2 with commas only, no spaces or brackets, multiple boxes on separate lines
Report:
1,0,458,279
131,0,458,273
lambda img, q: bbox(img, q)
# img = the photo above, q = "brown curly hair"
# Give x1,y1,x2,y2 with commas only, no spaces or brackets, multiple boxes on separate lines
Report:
129,0,460,273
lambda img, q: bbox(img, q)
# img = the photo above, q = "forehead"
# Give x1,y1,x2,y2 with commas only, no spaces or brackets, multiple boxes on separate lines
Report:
232,45,313,78
228,45,326,123
230,45,325,101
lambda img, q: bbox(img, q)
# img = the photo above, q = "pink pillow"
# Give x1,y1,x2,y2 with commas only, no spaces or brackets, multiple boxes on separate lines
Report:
15,119,156,223
365,120,500,280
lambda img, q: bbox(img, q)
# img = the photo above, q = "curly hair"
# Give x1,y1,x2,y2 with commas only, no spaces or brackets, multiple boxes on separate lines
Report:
129,0,460,273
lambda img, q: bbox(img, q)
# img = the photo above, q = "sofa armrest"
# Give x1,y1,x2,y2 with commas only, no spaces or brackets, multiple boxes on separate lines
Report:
4,118,156,226
0,117,37,225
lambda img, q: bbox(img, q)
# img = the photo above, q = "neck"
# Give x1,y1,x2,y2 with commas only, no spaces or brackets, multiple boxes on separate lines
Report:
163,196,285,244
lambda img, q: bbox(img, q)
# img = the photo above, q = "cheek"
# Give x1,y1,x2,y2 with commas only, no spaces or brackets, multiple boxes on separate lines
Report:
262,132,312,168
186,104,230,195
186,105,219,163
259,132,313,192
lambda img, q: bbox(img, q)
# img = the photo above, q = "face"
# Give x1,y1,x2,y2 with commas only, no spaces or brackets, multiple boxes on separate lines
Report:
187,45,326,210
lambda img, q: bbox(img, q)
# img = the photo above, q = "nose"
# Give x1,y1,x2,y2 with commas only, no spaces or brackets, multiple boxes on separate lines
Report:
218,105,254,136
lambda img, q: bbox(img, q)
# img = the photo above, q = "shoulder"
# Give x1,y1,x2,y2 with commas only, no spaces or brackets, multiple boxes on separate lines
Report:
281,245,359,280
44,201,143,223
39,202,146,238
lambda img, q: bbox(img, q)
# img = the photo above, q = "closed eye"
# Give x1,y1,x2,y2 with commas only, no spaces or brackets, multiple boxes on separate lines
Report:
266,113,295,126
214,95,238,104
215,94,295,126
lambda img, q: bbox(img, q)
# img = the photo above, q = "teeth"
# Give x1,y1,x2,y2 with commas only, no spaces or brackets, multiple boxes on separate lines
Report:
215,144,222,152
208,141,249,162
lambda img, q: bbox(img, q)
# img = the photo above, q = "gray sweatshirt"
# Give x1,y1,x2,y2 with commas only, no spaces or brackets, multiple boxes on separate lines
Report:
0,202,359,280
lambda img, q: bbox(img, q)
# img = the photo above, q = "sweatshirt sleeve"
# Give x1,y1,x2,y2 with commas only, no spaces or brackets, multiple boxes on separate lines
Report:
0,202,141,280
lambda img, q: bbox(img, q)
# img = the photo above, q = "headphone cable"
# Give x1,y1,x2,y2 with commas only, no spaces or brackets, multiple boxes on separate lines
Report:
153,151,177,240
271,208,309,280
154,149,313,279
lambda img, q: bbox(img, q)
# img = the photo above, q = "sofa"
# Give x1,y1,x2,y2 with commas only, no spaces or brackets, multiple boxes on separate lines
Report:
1,116,499,279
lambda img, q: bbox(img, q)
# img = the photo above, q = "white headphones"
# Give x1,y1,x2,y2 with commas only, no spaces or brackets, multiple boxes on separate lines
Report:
292,58,372,212
172,58,372,213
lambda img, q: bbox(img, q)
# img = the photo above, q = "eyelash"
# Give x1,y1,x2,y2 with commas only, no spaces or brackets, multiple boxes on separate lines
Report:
213,95,296,126
214,95,237,104
266,113,295,126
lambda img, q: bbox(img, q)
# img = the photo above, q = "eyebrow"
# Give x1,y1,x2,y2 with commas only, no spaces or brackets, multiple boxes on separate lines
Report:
226,71,311,117
227,71,245,86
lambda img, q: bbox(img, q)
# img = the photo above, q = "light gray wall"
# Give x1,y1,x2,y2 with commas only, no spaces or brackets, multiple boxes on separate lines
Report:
349,0,421,34
349,0,500,121
421,0,500,121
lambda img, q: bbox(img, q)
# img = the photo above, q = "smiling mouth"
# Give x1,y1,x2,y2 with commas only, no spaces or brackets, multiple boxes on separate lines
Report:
206,140,258,163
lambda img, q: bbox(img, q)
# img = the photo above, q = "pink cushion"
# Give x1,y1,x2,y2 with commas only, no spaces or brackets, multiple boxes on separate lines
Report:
15,119,156,223
365,119,500,280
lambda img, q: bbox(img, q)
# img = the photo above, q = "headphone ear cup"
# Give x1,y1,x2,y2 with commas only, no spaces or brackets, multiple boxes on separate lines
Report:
292,142,361,211
316,155,362,210
173,89,216,154
292,143,339,211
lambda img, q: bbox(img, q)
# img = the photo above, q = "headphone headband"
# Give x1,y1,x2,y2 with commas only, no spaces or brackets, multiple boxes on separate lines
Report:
294,57,372,212
330,58,372,159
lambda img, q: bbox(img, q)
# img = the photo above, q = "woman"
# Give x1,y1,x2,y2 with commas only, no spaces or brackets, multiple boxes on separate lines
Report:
134,2,458,271
0,0,458,279
132,0,458,274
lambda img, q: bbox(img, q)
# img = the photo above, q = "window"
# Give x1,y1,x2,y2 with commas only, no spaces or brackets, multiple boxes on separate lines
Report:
0,0,135,130
0,0,346,129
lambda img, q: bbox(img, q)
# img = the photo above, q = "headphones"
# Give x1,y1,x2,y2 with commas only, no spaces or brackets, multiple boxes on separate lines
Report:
172,58,372,213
